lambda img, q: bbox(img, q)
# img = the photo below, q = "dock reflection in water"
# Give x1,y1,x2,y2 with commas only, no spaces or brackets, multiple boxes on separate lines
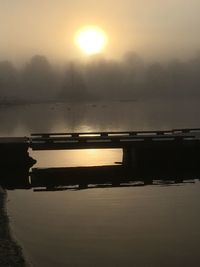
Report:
1,163,200,191
4,147,200,267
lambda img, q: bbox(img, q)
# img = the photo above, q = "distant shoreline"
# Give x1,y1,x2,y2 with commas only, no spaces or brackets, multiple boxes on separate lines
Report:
0,98,137,106
0,187,27,267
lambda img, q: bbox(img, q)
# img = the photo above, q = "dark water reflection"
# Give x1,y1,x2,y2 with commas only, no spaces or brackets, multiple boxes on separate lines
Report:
8,182,200,267
4,164,200,267
1,164,199,191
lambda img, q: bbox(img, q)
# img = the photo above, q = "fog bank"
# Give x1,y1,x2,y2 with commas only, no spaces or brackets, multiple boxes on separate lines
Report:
1,52,200,103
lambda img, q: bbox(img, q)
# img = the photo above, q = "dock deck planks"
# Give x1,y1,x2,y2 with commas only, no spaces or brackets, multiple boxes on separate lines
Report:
1,128,200,151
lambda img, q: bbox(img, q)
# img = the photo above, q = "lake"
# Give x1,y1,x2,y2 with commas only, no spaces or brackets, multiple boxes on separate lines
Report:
4,99,200,266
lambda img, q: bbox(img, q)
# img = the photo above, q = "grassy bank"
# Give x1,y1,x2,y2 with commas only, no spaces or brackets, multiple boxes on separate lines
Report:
0,187,26,267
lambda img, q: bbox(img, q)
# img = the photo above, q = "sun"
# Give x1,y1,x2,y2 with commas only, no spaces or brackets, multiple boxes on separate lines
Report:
75,26,107,55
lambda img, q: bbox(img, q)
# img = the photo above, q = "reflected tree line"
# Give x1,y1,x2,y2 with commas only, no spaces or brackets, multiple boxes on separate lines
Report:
1,52,200,103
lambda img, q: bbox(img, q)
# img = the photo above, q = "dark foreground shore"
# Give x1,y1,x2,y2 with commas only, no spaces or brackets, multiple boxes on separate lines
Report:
0,187,26,267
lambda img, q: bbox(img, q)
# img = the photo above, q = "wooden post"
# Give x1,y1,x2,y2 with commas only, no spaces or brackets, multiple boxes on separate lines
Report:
122,147,136,167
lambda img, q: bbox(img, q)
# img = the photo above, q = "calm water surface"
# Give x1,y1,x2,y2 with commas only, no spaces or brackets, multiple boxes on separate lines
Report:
8,183,200,267
4,99,200,266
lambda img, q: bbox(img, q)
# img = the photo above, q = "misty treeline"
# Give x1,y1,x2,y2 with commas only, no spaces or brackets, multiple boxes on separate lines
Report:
1,52,200,103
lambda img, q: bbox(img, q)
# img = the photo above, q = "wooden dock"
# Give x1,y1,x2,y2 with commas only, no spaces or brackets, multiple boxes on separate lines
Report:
1,128,200,189
30,128,200,150
1,128,200,175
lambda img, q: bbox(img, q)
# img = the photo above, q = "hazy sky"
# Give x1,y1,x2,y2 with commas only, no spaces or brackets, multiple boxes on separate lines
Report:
1,0,200,63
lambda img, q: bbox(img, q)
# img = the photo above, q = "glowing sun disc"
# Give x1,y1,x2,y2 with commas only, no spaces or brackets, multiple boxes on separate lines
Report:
75,26,107,55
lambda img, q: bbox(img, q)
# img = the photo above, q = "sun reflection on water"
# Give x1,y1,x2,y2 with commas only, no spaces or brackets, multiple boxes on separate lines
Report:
31,149,122,168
